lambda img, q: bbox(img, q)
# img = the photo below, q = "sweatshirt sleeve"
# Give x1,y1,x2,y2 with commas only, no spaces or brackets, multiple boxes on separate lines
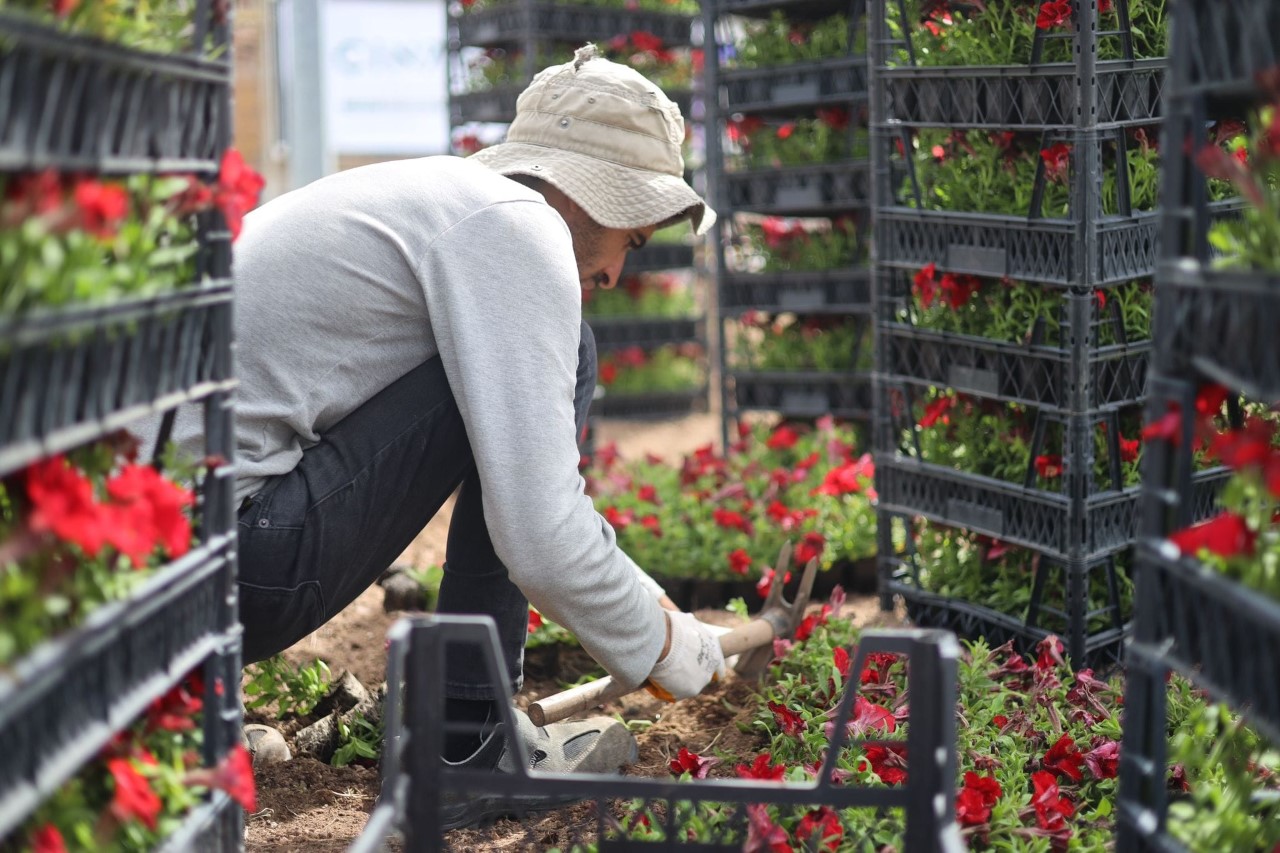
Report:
417,199,667,687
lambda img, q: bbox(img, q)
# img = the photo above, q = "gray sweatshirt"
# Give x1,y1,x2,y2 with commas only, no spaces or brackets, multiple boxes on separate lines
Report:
160,155,667,687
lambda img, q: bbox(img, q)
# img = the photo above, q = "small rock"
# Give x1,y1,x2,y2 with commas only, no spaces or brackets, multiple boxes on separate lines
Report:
294,714,340,761
381,572,431,612
314,670,371,718
243,723,292,766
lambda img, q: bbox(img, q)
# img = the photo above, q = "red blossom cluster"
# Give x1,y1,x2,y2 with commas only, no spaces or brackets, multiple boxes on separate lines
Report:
913,263,981,310
25,453,193,566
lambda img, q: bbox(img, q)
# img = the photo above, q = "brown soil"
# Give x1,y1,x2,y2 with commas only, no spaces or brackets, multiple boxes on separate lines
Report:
244,412,905,851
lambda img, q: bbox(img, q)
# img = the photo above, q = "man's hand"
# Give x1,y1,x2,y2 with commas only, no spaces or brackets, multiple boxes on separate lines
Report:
646,611,728,701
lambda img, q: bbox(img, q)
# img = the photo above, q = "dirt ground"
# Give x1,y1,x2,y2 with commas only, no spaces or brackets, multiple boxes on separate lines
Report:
243,413,907,852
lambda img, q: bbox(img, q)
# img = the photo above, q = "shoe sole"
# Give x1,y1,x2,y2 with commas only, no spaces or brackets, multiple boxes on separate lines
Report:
440,724,639,831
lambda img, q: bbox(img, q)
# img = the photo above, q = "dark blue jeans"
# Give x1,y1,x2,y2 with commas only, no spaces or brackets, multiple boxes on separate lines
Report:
236,322,597,701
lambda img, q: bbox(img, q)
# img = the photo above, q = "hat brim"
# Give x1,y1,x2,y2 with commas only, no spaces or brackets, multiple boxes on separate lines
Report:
472,142,716,236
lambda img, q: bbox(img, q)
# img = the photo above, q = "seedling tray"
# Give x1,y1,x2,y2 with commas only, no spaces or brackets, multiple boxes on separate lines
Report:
0,537,239,838
0,11,230,173
0,282,235,477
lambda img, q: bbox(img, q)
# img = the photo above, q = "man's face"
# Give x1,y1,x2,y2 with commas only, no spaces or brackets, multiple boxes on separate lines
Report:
559,203,659,290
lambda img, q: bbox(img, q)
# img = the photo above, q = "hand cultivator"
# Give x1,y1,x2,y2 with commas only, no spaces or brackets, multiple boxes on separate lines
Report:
530,541,819,725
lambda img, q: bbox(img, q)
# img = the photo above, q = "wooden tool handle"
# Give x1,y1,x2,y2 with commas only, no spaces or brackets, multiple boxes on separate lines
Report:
528,618,776,727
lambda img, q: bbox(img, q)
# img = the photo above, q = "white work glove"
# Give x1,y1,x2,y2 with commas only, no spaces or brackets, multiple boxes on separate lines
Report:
645,611,728,701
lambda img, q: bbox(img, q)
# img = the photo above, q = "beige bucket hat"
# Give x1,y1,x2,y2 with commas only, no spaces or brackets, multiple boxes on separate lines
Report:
470,45,716,235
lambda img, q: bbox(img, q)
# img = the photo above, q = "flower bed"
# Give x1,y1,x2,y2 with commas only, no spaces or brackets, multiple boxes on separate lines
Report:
722,12,859,69
7,668,255,852
584,419,877,590
583,271,697,320
731,313,872,374
597,343,704,396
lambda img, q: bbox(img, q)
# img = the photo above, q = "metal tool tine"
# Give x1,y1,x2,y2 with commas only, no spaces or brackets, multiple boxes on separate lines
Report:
762,539,793,612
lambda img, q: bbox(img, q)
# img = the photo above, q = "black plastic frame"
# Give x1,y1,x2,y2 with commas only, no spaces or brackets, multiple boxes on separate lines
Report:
354,614,965,852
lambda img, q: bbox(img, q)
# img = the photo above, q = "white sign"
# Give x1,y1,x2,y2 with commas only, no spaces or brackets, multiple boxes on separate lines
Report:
321,0,449,154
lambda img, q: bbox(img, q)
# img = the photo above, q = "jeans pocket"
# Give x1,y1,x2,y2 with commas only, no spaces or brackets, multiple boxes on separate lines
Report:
238,582,325,664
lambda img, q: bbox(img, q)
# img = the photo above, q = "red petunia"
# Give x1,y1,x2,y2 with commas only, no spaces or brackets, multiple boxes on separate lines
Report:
25,455,110,556
833,646,851,678
1041,142,1072,182
51,0,78,16
766,425,800,450
1035,454,1064,479
728,548,752,576
956,771,1002,826
1043,733,1085,781
713,508,751,533
919,396,955,428
745,804,791,853
1119,436,1140,464
216,148,266,241
862,744,907,785
735,753,786,781
73,178,130,238
636,483,658,503
1036,0,1073,31
768,701,807,736
1169,512,1257,559
599,360,618,385
105,463,195,564
108,755,162,830
1031,770,1075,832
184,745,257,812
147,680,204,733
794,531,826,565
639,514,662,537
527,608,543,633
603,506,634,530
796,806,843,851
668,746,719,778
776,123,796,141
1084,740,1120,779
811,453,874,497
755,568,791,599
816,108,850,131
629,30,664,52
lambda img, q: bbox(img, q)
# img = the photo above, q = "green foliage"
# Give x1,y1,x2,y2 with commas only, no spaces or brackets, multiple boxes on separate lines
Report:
729,12,856,68
332,713,384,767
598,344,704,394
582,272,697,319
1207,105,1280,272
242,655,333,717
0,0,219,55
732,216,866,273
732,314,872,373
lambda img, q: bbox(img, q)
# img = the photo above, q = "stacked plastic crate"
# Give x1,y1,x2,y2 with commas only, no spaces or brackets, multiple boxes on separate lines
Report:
868,0,1225,667
448,0,710,420
706,0,873,447
0,3,243,849
1118,1,1280,848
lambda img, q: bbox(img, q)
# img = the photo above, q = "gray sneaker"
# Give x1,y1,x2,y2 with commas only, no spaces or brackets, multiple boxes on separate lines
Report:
440,708,637,831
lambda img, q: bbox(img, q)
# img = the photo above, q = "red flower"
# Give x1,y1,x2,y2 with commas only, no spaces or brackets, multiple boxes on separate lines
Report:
728,548,752,575
745,804,790,853
636,484,658,503
1119,436,1140,463
1142,406,1182,445
170,174,216,217
713,508,751,533
1169,512,1257,559
755,568,791,599
766,425,799,450
25,455,109,556
1036,0,1073,31
1035,454,1064,479
768,701,807,736
147,680,204,733
599,360,618,385
992,714,1009,729
1035,636,1065,672
73,178,129,238
776,123,796,141
794,531,825,565
796,807,843,851
603,506,634,530
630,30,664,52
1099,0,1113,11
31,824,66,853
1041,142,1072,182
1195,383,1230,417
669,746,719,778
919,396,954,428
1031,770,1075,832
811,453,874,497
527,608,543,633
109,755,162,829
913,263,939,307
216,148,266,240
793,608,828,642
105,463,195,564
862,744,907,785
639,514,662,537
816,108,850,131
184,745,257,811
833,646,851,678
1083,740,1120,779
1043,734,1085,781
956,771,1002,827
736,753,786,781
939,273,981,309
50,0,78,16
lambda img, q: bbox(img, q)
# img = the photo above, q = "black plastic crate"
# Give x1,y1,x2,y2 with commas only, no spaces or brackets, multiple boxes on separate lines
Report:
0,536,239,838
354,614,964,852
1153,264,1280,404
720,55,868,113
453,5,696,49
875,62,1165,130
624,242,696,274
883,569,1126,671
725,161,870,215
0,11,231,173
874,207,1160,288
721,268,870,314
1132,542,1280,745
588,316,702,351
592,385,707,418
731,370,871,419
876,278,1151,412
872,457,1228,564
156,790,244,853
709,0,853,19
1167,0,1280,101
0,282,236,477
